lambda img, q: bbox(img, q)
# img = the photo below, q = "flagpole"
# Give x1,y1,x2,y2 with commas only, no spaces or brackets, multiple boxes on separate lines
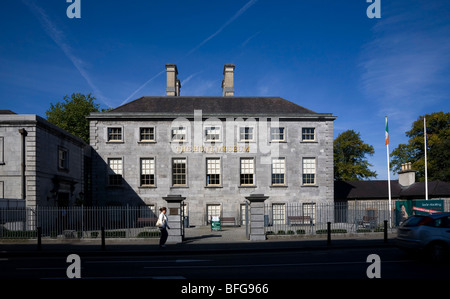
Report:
424,117,428,201
385,116,392,228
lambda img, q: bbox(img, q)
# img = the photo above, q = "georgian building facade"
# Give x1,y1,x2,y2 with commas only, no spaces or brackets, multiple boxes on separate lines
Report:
88,64,336,226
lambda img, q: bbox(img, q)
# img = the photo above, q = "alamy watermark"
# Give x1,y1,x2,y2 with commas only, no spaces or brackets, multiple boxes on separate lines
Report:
169,110,281,165
366,0,381,19
66,0,81,19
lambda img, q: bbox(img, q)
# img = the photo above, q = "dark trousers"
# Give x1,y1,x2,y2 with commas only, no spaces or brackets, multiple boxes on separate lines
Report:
159,228,168,246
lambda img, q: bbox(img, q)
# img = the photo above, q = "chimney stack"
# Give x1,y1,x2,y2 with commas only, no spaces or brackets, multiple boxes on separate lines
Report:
166,64,180,96
222,64,235,97
399,162,416,187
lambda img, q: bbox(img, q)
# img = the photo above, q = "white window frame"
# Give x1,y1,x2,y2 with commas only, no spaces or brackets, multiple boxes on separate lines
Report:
240,157,255,186
172,157,187,186
270,127,286,142
204,126,221,142
58,147,69,170
239,127,254,142
139,127,156,142
140,158,155,187
171,126,187,142
271,157,286,186
207,204,221,224
302,127,316,142
107,127,123,142
272,203,286,225
302,157,316,185
108,158,123,186
206,158,221,186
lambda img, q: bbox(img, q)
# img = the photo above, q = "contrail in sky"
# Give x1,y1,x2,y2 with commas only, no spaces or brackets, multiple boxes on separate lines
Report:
22,0,112,107
122,0,258,105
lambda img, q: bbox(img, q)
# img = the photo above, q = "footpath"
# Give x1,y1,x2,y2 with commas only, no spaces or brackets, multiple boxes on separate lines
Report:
0,226,397,257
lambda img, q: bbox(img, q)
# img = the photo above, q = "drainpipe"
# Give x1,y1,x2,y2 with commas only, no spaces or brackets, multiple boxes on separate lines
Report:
18,128,28,200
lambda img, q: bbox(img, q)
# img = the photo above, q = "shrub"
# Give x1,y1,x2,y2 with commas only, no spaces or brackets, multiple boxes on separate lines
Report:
316,229,347,234
105,230,126,238
137,231,160,238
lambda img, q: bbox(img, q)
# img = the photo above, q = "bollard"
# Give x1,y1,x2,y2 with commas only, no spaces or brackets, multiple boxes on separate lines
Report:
101,226,105,250
384,220,388,243
327,222,331,246
37,227,42,251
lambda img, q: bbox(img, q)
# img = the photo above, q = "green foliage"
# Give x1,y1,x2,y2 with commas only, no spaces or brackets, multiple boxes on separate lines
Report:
334,130,377,181
391,112,450,182
45,93,104,144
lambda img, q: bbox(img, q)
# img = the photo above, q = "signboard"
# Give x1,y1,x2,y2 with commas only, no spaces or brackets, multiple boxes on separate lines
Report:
412,200,444,215
395,200,444,225
211,216,221,231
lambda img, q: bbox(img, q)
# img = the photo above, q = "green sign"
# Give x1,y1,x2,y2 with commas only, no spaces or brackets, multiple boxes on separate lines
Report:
395,200,445,225
412,200,444,215
211,216,221,231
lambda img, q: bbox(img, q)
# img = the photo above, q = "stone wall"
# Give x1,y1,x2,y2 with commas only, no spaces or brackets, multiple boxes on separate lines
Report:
90,116,334,226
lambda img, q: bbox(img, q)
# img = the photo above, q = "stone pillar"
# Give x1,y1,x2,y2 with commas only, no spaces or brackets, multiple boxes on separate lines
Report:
162,194,185,243
246,194,269,241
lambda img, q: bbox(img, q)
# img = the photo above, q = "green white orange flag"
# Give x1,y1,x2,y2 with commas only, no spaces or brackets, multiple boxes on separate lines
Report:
385,117,389,146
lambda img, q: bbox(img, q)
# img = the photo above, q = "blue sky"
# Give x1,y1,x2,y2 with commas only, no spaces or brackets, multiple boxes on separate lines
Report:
1,0,449,180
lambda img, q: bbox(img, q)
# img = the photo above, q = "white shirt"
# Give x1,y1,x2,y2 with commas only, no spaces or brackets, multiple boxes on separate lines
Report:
158,212,169,229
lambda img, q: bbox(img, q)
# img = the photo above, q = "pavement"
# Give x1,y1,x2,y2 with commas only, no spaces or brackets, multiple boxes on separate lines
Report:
0,226,397,257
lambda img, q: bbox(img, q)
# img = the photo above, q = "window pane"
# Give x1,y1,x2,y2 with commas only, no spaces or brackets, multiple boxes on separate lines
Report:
172,127,186,141
240,127,253,141
205,126,220,141
303,158,316,185
273,204,286,225
206,158,221,185
141,158,155,186
108,158,123,185
272,158,285,185
140,127,155,141
108,128,122,141
302,128,315,141
172,158,187,185
240,158,254,185
271,127,285,141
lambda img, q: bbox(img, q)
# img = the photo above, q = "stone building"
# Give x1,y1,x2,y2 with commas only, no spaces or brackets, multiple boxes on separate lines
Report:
88,64,336,226
0,111,88,208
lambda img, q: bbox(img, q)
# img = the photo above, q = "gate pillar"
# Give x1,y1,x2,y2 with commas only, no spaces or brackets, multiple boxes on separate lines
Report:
246,194,269,241
162,194,186,243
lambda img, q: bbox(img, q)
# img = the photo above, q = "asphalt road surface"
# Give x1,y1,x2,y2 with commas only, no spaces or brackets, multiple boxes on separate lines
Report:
1,247,449,280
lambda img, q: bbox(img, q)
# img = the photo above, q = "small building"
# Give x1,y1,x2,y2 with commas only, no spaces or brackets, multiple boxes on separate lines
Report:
0,112,88,208
335,163,450,225
88,64,337,226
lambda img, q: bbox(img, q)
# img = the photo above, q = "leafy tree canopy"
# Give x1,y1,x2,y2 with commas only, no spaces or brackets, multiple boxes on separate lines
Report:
334,130,377,181
391,112,450,182
46,93,103,144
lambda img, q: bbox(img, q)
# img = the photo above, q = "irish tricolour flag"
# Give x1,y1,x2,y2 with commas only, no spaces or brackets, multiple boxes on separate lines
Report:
385,117,389,146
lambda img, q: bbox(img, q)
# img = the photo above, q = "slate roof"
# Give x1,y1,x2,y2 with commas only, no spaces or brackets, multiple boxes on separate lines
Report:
0,110,16,114
335,180,450,200
100,96,334,118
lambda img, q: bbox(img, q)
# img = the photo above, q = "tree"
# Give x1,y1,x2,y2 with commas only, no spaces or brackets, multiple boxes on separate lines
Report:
334,130,377,181
391,112,450,182
46,93,102,144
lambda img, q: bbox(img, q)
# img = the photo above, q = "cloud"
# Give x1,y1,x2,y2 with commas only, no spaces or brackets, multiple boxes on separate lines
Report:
359,1,450,126
22,0,112,107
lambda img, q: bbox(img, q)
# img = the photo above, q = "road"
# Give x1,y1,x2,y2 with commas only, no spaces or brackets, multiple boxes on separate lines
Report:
1,247,449,280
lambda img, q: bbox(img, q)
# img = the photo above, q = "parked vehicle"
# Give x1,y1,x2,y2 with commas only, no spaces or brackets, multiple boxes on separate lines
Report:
396,212,450,262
